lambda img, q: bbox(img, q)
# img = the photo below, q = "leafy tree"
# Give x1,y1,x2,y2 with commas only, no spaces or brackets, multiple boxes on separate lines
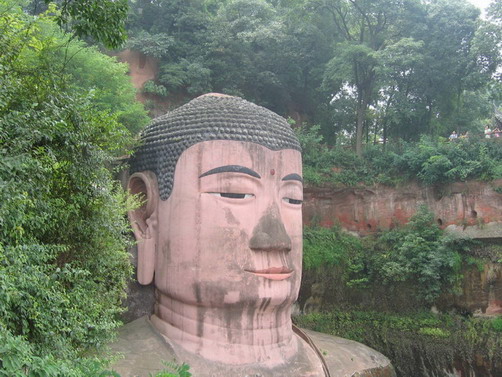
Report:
0,2,138,375
205,0,292,109
127,0,331,118
413,1,492,136
484,0,502,83
312,0,409,155
62,41,150,134
125,0,501,150
373,37,425,143
127,0,213,97
307,0,500,150
25,0,129,48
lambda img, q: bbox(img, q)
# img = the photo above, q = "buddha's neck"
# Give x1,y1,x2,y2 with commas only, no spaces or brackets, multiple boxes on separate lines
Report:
151,291,298,366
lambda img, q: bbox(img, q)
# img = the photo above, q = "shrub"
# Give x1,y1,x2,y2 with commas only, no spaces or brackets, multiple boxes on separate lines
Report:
303,226,368,287
63,42,150,135
492,318,502,332
303,207,472,304
368,206,467,303
0,3,134,375
143,80,169,97
298,127,502,186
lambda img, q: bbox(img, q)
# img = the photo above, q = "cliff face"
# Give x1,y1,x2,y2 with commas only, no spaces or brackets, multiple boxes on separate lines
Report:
115,49,185,118
116,50,158,96
301,179,502,317
441,260,502,316
303,179,502,237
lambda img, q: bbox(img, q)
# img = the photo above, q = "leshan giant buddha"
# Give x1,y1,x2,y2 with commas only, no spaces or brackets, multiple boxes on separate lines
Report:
111,94,395,377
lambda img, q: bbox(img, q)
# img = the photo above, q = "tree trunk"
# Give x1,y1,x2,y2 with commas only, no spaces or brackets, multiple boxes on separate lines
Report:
383,120,387,151
355,96,368,156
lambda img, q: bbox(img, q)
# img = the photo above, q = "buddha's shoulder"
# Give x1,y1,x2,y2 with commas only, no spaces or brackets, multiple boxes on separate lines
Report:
303,329,396,377
108,317,395,377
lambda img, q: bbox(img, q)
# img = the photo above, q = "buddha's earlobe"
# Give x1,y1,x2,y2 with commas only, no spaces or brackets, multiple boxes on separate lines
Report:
127,172,159,285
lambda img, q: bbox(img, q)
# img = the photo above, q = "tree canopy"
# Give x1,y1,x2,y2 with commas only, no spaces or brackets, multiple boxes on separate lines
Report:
127,0,502,154
0,1,147,375
26,0,129,48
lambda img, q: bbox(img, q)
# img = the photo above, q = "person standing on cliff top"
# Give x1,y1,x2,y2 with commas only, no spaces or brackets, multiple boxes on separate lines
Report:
485,125,492,138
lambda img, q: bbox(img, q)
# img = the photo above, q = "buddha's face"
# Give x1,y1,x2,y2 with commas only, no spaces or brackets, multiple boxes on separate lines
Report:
153,140,303,310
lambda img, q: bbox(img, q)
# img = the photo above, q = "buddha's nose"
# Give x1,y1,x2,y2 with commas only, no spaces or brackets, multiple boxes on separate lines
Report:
249,205,292,252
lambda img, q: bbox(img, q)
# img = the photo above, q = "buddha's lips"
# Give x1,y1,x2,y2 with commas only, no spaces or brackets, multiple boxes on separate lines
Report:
245,267,293,280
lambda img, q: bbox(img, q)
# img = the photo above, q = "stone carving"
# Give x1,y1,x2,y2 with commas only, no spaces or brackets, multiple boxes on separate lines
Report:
112,94,395,377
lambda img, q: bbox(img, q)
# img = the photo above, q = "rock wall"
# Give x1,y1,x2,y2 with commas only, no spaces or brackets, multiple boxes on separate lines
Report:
299,253,502,317
115,49,185,117
301,179,502,317
303,179,502,238
440,259,502,316
116,49,158,96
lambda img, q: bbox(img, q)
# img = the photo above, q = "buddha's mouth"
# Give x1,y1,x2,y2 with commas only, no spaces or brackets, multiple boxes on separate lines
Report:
245,267,293,280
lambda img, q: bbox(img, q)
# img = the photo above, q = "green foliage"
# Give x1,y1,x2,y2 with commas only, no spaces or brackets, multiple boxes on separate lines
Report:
299,125,502,186
127,0,329,115
126,0,501,149
295,125,333,182
418,327,450,338
52,0,128,48
150,362,192,377
101,361,191,377
62,41,149,134
296,125,378,186
159,59,212,95
303,226,369,289
295,310,502,377
303,207,473,304
127,31,175,59
143,80,168,97
491,317,502,332
0,2,136,375
368,206,468,303
0,327,110,376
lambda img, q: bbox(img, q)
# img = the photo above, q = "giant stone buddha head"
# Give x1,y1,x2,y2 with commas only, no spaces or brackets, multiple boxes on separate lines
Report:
127,93,304,366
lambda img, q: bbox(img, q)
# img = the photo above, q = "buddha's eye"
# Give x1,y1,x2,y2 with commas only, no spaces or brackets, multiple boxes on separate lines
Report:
283,198,303,205
210,192,254,199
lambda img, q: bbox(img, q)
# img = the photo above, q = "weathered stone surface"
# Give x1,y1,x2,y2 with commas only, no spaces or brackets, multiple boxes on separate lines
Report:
303,180,502,235
116,50,158,94
302,180,502,316
446,222,502,239
109,316,395,377
439,259,502,316
299,243,502,317
304,330,395,377
119,94,397,375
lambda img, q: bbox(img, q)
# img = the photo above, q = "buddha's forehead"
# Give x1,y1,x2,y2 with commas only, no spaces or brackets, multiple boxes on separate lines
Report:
176,140,302,174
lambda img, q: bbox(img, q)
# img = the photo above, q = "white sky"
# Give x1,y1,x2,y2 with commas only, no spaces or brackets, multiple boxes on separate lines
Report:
466,0,491,18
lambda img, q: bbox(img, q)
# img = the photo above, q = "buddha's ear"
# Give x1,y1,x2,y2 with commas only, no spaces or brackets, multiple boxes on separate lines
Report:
128,172,159,285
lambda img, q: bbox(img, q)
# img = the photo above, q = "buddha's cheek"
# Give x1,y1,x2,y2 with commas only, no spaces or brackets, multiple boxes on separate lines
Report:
194,226,257,307
192,225,298,308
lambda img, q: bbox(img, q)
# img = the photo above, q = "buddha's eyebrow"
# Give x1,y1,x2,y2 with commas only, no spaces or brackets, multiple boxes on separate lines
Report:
199,165,261,179
282,173,303,183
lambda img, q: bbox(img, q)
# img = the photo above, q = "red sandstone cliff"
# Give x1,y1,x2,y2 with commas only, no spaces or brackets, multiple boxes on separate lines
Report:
303,179,502,238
